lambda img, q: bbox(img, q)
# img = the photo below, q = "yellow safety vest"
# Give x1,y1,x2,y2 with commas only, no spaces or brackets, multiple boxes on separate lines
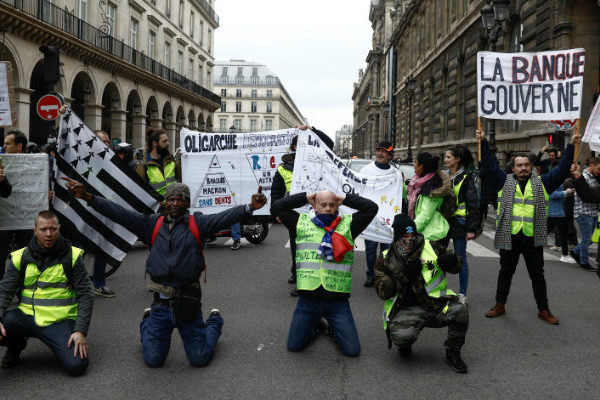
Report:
295,214,354,293
381,240,455,330
497,178,549,237
11,246,83,327
452,175,468,217
147,161,177,195
277,164,293,194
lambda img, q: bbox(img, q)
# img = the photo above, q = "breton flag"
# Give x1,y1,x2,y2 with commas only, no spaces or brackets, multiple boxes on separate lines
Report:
52,107,161,266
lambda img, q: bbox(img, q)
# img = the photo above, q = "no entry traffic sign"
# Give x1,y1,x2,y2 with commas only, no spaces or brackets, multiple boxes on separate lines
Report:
36,94,63,120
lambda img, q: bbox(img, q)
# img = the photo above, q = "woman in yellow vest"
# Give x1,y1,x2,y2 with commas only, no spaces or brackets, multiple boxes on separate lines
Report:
374,214,468,373
441,145,480,304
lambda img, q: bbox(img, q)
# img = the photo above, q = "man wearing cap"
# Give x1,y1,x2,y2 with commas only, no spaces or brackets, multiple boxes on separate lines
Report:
63,178,267,368
374,214,469,373
360,141,400,287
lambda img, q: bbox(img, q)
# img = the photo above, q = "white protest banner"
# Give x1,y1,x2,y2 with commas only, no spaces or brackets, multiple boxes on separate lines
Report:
477,49,585,120
0,154,49,230
582,96,600,152
0,61,17,127
291,131,403,243
181,128,296,215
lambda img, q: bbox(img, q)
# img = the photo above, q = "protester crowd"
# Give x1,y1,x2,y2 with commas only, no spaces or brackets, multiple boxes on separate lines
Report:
0,118,597,377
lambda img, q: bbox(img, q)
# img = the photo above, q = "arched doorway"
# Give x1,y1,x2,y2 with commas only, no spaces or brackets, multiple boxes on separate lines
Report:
206,116,213,132
187,109,196,129
101,82,121,143
125,89,142,146
70,72,95,125
175,106,185,148
146,96,159,128
197,112,205,131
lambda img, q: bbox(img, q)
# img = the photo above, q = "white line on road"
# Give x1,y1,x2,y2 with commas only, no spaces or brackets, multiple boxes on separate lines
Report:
480,230,560,261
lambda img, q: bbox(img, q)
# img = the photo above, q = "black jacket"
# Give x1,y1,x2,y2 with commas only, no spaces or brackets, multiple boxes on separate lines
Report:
447,170,480,238
272,192,378,301
0,177,11,198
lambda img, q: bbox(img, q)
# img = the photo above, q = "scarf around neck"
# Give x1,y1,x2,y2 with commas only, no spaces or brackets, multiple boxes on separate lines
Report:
311,213,353,262
407,172,436,219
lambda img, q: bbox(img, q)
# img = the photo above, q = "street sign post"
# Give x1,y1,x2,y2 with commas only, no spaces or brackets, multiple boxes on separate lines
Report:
36,94,63,120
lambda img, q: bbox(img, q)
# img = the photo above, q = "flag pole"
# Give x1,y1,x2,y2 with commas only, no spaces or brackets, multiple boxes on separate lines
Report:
477,117,482,162
574,119,581,162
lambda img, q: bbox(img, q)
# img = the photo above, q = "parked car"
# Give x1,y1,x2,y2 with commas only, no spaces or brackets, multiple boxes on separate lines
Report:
345,158,373,172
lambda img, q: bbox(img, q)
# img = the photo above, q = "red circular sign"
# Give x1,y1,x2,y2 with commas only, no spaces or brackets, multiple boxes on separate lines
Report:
36,94,63,121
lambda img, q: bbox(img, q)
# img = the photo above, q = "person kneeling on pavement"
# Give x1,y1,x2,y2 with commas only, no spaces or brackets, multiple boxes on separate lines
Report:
64,179,267,368
0,210,93,376
374,214,469,373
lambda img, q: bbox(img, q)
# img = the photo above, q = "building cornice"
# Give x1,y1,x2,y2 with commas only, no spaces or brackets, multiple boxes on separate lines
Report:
147,14,162,27
128,0,146,15
163,27,177,38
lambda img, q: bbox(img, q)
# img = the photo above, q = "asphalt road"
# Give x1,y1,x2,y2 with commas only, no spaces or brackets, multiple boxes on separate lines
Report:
1,223,599,400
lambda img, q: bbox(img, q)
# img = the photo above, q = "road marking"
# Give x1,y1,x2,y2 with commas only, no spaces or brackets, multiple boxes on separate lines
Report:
285,238,367,252
480,230,560,261
466,240,499,258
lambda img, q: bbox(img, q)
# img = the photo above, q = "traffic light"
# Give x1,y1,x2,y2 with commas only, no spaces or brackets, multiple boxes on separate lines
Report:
546,132,565,150
39,45,63,85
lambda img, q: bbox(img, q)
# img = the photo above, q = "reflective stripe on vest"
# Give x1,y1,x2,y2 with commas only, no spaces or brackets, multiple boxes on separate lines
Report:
295,213,354,293
11,247,83,327
381,240,456,330
277,164,293,194
452,175,468,217
497,178,549,237
147,161,177,195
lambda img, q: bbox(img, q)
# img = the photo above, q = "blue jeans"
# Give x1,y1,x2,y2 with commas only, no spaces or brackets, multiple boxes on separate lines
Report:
364,240,390,279
230,223,241,241
0,309,88,376
140,303,224,367
451,236,469,295
287,296,360,357
573,215,596,264
92,255,107,288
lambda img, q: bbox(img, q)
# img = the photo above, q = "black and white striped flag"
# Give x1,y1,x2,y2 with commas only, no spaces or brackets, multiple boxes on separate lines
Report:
52,107,161,266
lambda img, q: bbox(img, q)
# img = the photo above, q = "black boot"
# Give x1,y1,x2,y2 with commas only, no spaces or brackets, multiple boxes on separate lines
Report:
445,348,467,373
1,347,23,369
398,345,412,358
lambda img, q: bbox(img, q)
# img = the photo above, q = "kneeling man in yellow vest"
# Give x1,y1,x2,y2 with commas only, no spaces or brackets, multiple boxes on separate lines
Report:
272,190,378,357
374,214,469,373
0,210,93,376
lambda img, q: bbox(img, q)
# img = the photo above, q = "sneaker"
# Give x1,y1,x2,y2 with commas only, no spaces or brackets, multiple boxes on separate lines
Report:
549,245,561,251
1,347,22,369
230,240,241,250
559,255,577,264
579,263,597,272
317,317,333,335
457,294,468,304
445,349,467,373
538,309,559,325
398,346,412,358
287,274,297,284
209,308,221,317
569,250,581,264
142,307,151,320
485,303,505,318
94,286,116,298
363,277,374,288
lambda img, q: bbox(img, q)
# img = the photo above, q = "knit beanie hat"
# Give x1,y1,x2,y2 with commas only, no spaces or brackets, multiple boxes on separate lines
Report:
392,214,417,242
165,183,190,201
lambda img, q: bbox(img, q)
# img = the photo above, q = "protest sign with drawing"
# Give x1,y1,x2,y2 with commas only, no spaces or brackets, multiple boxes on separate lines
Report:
477,49,585,120
181,127,296,215
582,96,600,152
0,154,49,230
291,131,403,243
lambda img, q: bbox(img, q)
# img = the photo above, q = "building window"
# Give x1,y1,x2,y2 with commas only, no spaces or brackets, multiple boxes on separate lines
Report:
200,21,204,46
221,101,226,112
233,119,241,130
221,89,227,97
236,102,242,112
251,76,258,85
148,31,156,58
236,89,242,97
106,3,116,36
266,102,272,113
220,119,227,131
265,120,272,130
177,51,183,75
78,0,87,21
190,11,195,38
251,102,257,113
178,1,184,28
164,42,171,67
266,76,273,85
251,90,257,98
236,76,244,85
266,90,272,98
166,0,171,17
208,29,212,53
207,70,211,88
188,58,194,78
250,119,257,131
198,65,203,85
130,18,138,50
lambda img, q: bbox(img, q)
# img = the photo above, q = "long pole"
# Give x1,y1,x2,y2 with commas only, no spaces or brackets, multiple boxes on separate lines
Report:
407,100,413,162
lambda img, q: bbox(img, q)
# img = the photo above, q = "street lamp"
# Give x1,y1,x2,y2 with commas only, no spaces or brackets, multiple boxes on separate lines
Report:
405,74,416,163
480,0,509,158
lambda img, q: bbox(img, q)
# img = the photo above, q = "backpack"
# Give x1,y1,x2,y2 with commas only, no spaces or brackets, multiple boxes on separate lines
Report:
151,215,207,281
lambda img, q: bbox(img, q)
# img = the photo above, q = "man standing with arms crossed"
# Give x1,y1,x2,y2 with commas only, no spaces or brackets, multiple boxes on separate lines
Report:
477,129,580,324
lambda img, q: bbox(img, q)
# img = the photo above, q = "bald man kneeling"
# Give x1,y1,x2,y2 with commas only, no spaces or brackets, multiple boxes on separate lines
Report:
271,190,378,356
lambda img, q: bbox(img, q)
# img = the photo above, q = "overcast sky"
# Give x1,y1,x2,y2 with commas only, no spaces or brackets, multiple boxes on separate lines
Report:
214,0,373,139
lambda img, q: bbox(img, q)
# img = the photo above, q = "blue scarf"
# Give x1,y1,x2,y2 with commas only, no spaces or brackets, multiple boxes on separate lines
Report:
312,213,341,261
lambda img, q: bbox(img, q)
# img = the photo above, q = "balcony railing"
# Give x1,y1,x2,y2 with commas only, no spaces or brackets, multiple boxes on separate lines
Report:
2,0,221,105
194,0,219,25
